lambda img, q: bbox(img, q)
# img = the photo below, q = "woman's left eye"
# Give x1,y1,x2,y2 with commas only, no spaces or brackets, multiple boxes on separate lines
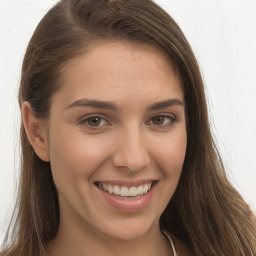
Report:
81,116,108,127
148,115,176,126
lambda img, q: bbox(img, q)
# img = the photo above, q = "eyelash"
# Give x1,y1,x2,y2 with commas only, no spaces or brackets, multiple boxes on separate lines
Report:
79,113,177,129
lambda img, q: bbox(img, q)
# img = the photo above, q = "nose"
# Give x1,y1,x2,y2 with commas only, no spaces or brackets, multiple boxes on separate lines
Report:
112,126,151,172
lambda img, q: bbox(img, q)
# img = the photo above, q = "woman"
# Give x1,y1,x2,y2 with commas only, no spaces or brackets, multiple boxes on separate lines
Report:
1,0,255,255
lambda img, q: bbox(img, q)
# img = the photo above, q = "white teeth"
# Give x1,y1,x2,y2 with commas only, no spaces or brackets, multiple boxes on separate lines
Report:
98,182,153,197
128,186,138,196
120,186,129,196
108,184,113,194
103,183,108,192
113,185,121,195
137,185,144,195
143,183,149,193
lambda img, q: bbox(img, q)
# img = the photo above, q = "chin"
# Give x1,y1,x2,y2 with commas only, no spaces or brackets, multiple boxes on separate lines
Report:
97,216,158,241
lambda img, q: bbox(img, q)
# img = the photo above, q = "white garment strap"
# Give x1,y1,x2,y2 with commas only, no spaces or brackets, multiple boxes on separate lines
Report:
162,230,178,256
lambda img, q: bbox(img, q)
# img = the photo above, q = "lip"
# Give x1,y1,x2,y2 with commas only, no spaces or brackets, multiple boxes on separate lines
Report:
94,180,157,212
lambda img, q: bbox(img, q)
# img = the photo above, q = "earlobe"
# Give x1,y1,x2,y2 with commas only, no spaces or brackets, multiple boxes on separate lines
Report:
22,102,50,162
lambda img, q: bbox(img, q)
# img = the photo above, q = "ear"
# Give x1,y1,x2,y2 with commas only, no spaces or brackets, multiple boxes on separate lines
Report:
22,102,50,162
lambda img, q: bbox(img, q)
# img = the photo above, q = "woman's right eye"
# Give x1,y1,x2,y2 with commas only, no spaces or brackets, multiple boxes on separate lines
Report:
80,116,108,128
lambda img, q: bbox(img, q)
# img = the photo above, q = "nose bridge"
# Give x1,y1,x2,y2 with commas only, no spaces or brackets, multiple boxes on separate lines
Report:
112,123,151,172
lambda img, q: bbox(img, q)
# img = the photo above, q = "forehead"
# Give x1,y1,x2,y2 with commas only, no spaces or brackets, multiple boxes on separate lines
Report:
54,41,183,108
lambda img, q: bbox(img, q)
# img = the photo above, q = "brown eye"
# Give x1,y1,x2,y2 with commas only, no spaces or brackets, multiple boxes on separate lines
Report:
84,116,107,127
152,116,165,125
149,115,176,127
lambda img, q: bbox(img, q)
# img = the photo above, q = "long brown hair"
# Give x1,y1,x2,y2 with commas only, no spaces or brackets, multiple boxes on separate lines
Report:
1,0,256,255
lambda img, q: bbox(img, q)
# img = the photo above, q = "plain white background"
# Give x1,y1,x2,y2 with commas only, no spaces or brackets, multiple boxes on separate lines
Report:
0,0,255,244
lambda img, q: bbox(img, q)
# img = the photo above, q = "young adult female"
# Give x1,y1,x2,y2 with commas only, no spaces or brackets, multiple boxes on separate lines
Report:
1,0,256,255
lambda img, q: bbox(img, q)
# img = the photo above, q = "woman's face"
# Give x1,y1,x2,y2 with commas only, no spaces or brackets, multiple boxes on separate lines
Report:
46,42,187,240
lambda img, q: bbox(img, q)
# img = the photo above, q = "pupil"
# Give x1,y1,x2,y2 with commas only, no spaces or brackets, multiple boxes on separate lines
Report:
88,117,101,126
153,116,164,125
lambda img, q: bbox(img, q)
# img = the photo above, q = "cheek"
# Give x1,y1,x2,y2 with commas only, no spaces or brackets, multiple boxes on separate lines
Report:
48,126,111,185
150,128,187,212
153,129,187,177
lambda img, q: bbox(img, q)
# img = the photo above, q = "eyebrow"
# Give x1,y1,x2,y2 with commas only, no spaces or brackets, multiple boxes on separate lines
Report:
65,98,184,111
148,98,184,111
66,98,117,111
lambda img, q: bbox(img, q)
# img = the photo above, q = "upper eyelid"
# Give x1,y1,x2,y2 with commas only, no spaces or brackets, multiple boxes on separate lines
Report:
149,115,176,121
147,112,176,120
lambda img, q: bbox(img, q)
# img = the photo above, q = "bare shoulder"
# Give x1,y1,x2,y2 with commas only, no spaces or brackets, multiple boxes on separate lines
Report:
171,234,193,256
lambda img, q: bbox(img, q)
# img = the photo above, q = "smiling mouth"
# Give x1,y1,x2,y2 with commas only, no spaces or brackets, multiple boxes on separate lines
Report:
95,181,156,199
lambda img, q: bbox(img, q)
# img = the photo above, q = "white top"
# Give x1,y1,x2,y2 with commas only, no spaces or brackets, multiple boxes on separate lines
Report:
162,230,177,256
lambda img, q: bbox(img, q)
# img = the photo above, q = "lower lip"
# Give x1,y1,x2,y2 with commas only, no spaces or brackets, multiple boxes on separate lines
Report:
94,182,156,212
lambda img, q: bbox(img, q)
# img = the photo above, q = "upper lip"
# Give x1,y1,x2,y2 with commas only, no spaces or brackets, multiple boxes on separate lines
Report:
95,179,157,187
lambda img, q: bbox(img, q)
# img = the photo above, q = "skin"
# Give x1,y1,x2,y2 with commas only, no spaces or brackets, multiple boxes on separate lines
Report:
23,41,188,256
